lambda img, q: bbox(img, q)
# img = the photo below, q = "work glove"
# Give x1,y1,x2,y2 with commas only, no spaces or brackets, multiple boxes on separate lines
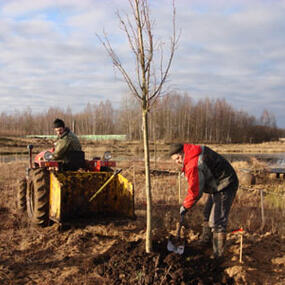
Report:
180,205,187,216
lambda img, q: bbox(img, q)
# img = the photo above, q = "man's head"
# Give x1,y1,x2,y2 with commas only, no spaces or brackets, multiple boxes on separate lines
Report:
169,143,184,165
53,118,65,136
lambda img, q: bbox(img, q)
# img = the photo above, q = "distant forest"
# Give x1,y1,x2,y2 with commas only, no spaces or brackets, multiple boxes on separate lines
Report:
1,92,284,143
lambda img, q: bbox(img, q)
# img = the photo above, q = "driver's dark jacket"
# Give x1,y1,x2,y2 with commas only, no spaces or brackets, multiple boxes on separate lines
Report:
52,128,82,163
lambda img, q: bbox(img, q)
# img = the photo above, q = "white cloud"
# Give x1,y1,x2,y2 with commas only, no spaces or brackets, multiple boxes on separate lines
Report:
1,0,52,16
0,0,284,127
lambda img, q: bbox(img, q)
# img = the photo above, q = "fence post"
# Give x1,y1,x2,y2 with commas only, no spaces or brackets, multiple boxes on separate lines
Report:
133,161,136,193
260,189,265,230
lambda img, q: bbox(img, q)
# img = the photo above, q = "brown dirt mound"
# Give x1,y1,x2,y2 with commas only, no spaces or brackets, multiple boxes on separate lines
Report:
94,238,233,284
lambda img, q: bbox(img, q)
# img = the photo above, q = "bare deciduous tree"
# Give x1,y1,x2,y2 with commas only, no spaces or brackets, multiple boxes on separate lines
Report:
98,0,178,252
0,95,282,141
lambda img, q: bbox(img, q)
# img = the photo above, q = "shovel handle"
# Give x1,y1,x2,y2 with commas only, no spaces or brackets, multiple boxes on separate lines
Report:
176,215,184,238
89,168,122,202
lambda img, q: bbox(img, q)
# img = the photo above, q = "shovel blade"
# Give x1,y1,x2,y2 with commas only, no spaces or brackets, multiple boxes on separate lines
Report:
167,239,185,255
167,215,185,255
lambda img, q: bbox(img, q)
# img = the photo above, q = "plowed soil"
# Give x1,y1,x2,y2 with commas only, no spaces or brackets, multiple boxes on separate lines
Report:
0,139,285,284
95,238,233,284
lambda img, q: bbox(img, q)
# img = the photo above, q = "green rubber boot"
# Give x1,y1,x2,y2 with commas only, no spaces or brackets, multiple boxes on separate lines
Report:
213,232,226,259
198,222,212,245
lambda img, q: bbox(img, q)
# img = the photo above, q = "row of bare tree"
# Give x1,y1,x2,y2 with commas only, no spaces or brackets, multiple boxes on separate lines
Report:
0,92,282,143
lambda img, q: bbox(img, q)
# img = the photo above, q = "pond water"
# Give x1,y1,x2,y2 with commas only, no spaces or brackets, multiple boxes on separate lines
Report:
223,153,285,167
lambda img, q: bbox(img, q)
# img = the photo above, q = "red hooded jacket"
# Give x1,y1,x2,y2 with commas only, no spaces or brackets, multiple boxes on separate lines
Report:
182,144,238,209
182,144,203,209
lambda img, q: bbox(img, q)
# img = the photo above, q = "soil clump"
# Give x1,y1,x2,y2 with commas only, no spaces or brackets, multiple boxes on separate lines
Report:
95,238,233,284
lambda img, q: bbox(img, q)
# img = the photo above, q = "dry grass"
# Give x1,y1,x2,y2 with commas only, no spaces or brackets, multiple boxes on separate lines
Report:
0,145,284,284
1,153,284,237
1,136,285,157
117,158,285,236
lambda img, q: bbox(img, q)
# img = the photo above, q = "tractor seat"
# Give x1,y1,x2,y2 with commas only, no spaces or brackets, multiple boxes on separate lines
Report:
63,151,85,171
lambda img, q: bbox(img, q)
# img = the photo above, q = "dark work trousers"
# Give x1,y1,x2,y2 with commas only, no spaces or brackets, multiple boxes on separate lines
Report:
203,183,238,232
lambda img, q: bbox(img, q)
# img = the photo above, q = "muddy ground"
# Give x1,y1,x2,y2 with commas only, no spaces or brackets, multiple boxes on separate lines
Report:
0,138,284,284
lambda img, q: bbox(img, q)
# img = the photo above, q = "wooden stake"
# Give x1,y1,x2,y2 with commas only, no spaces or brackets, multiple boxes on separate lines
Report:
239,233,243,263
232,228,244,263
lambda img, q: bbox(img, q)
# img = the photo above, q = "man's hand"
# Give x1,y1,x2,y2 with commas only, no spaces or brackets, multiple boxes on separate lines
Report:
180,205,187,216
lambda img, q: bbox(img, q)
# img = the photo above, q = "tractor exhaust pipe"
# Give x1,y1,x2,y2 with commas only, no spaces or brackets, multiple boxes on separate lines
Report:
27,144,34,169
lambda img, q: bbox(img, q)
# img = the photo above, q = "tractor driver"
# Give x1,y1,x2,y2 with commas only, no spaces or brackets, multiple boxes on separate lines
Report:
52,118,84,170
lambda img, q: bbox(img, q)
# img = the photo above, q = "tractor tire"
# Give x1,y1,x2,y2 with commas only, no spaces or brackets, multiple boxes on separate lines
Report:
26,169,50,226
17,178,27,212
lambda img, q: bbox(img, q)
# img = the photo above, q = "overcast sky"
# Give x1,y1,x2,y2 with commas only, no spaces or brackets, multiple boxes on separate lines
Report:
0,0,285,128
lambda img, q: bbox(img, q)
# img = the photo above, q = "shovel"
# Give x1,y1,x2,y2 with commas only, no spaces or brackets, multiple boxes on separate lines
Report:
167,215,185,255
89,169,122,202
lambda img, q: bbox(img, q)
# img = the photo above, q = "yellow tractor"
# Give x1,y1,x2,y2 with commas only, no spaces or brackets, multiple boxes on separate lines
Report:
17,145,135,226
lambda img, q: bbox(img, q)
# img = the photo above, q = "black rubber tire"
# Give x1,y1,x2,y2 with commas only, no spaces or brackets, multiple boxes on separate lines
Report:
26,169,50,226
17,178,27,212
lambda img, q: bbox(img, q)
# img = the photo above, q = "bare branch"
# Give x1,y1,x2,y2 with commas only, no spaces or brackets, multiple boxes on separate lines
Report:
143,1,153,74
97,32,142,101
98,0,179,110
117,10,137,56
135,0,147,96
149,0,179,102
143,0,153,96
